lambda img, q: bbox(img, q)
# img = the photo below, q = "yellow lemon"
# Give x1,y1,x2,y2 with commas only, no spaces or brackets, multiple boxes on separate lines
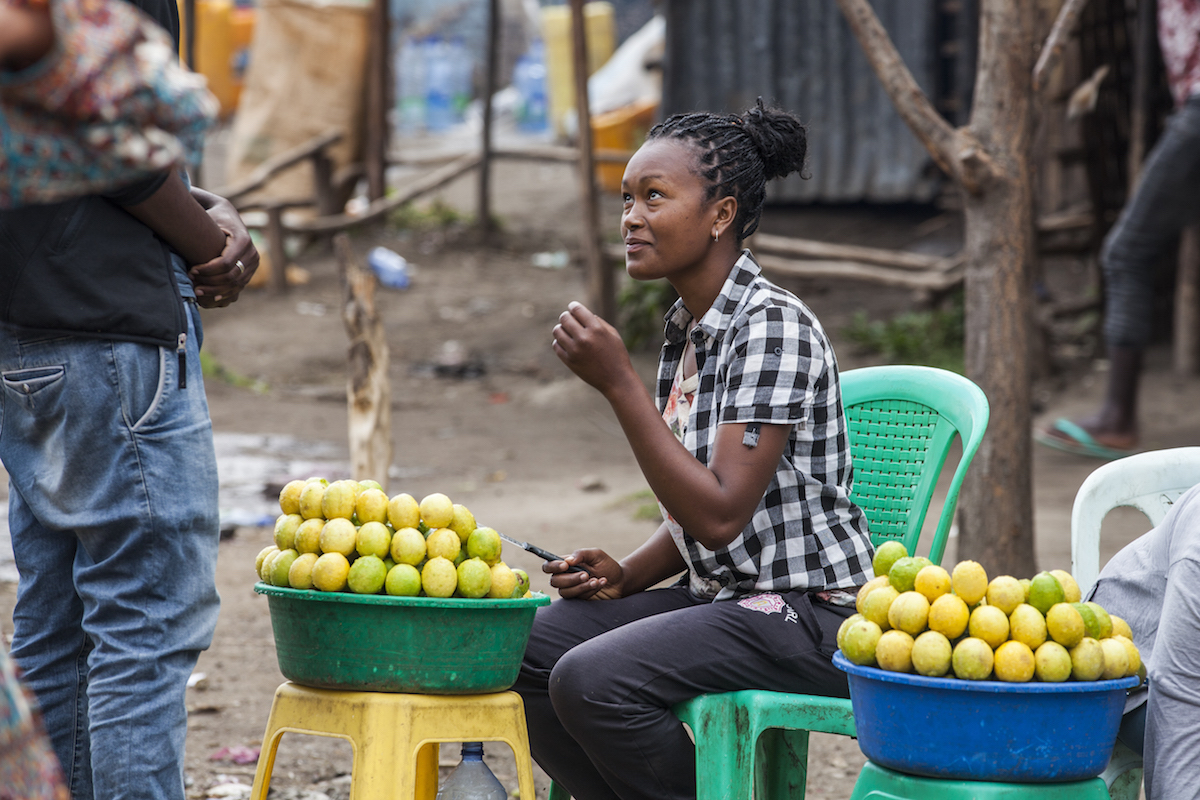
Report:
456,557,493,598
1027,572,1066,615
318,518,358,557
512,568,530,596
887,557,924,593
419,493,455,529
255,545,279,579
968,604,1010,650
985,575,1025,616
269,549,299,587
887,591,931,636
299,481,326,520
311,552,351,592
952,637,994,680
1071,601,1102,639
837,614,865,652
356,488,390,524
449,504,478,544
1110,615,1134,641
421,556,458,597
861,585,899,631
425,527,462,561
914,564,952,602
356,521,393,559
347,555,388,594
466,526,503,566
488,563,519,598
1008,603,1048,650
1049,569,1082,603
875,629,915,673
1034,641,1073,682
872,540,908,580
1111,634,1141,677
385,563,422,596
856,576,892,614
911,630,953,677
951,560,988,606
1098,637,1129,680
279,480,306,515
840,618,883,666
1085,602,1114,639
1046,603,1086,648
993,640,1036,682
294,517,325,555
387,492,421,529
358,479,384,493
927,593,970,639
321,480,358,520
390,527,427,566
1069,637,1105,681
287,552,319,589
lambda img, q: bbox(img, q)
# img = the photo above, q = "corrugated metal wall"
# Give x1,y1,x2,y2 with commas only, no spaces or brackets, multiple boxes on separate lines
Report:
662,0,944,204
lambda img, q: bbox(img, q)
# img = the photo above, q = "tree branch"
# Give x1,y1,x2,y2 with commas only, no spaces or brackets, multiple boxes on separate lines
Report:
1033,0,1091,93
835,0,998,194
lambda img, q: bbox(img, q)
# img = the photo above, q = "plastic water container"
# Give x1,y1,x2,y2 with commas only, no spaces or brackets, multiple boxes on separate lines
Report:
435,742,507,800
395,36,425,133
514,40,548,134
449,36,472,121
424,37,456,132
367,247,410,289
834,651,1139,782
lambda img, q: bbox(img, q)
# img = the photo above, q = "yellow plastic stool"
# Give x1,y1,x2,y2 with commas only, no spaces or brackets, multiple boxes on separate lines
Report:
249,683,538,800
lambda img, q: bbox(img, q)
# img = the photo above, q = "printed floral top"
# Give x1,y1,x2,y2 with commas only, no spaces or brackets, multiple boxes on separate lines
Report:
1,647,68,800
0,0,217,208
1160,0,1200,105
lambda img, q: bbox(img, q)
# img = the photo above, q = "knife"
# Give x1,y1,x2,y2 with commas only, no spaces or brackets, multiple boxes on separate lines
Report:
498,531,591,574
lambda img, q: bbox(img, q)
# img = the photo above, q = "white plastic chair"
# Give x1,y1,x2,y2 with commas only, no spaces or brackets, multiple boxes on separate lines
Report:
1070,446,1200,800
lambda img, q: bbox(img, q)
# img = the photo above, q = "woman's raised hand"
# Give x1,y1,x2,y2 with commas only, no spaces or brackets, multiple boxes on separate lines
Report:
552,301,637,398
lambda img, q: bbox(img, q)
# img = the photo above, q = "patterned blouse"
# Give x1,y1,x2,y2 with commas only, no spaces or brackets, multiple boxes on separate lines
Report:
1159,0,1200,105
654,251,874,602
0,0,216,209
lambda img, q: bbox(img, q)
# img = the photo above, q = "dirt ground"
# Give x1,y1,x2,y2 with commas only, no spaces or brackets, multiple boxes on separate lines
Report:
2,149,1197,799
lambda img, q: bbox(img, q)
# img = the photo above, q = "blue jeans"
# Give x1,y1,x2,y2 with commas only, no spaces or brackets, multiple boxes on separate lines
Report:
0,300,220,800
1102,95,1200,348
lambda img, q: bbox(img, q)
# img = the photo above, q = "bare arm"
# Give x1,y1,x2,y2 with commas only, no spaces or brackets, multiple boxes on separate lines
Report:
0,2,54,72
553,301,792,551
122,170,227,265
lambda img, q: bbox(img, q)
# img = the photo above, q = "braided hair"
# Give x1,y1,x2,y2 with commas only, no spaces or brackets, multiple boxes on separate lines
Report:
646,99,808,242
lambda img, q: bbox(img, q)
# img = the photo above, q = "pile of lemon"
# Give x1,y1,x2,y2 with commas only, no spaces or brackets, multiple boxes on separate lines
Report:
838,541,1142,683
254,477,530,600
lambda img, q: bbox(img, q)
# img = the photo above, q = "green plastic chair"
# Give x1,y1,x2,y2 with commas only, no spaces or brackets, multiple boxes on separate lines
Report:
548,365,989,800
848,762,1111,799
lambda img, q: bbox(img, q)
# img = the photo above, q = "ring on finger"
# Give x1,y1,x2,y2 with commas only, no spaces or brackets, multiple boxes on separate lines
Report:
234,259,245,276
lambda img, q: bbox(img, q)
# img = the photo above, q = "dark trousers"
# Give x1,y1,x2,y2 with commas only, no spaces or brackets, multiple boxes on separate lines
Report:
513,585,855,800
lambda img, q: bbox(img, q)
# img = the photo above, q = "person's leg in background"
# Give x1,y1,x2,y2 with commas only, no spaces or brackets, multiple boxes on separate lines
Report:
1038,97,1200,458
4,301,220,800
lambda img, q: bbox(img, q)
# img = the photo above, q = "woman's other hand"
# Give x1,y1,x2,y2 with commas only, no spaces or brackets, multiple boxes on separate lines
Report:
545,547,623,600
552,301,639,398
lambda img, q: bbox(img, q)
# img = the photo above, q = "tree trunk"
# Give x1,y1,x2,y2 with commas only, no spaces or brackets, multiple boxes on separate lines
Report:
955,0,1039,576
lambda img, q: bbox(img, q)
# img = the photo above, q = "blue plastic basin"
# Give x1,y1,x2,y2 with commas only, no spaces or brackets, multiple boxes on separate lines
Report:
834,650,1138,782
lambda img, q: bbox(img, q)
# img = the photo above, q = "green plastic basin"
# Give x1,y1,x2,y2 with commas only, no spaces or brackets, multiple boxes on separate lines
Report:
255,583,550,694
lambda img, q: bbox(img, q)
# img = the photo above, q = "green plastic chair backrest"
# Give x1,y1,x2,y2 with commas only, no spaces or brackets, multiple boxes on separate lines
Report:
840,365,989,567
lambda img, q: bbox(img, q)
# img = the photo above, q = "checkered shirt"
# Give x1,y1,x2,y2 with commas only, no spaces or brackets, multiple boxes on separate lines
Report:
656,251,874,601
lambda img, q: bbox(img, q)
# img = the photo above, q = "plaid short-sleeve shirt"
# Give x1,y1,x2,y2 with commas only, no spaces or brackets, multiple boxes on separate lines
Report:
657,251,874,601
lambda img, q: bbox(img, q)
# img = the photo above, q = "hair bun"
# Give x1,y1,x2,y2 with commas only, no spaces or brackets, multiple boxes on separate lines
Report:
740,99,808,181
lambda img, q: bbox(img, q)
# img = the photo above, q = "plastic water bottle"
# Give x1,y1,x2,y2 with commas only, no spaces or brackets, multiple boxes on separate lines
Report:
424,37,456,132
434,742,507,800
514,39,548,134
367,246,410,289
396,36,426,133
449,36,473,122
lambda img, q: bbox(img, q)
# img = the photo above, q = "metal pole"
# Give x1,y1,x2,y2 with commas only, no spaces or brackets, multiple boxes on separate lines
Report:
569,0,614,322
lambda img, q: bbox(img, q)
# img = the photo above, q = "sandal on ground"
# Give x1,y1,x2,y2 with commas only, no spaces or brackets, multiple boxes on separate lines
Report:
1034,418,1137,461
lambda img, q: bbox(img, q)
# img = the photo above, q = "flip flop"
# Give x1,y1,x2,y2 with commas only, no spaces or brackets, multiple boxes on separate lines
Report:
1034,418,1137,461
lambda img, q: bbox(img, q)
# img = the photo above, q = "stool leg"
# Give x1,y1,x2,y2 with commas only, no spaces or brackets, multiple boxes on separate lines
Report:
758,728,810,800
249,724,287,800
416,743,439,800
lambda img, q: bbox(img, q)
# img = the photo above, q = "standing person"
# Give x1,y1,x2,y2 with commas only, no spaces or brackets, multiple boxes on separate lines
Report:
0,1,259,798
513,101,875,800
1037,0,1200,459
1088,481,1200,800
